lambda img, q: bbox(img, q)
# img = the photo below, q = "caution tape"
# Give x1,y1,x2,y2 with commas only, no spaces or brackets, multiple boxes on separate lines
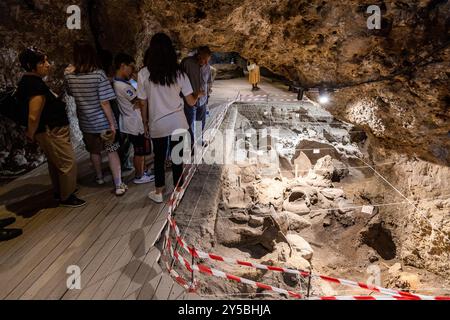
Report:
165,227,437,301
168,266,192,291
161,98,238,293
167,216,450,300
309,296,418,301
166,235,303,299
311,295,450,301
165,202,450,301
161,245,193,291
161,213,198,293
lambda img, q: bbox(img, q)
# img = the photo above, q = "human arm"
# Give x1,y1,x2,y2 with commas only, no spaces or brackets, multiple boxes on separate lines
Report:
65,64,76,74
136,70,149,137
63,65,75,97
100,100,117,136
180,72,204,107
185,91,204,107
26,95,45,142
138,99,149,138
208,68,213,96
98,71,118,135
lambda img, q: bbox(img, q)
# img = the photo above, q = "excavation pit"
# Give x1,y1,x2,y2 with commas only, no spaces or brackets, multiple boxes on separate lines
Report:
165,101,450,299
361,223,397,261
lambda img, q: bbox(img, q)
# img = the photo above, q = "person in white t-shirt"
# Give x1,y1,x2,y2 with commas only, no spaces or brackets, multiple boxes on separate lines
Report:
113,53,155,185
137,33,204,204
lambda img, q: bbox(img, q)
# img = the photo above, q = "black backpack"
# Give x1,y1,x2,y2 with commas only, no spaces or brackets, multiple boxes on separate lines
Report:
0,87,27,128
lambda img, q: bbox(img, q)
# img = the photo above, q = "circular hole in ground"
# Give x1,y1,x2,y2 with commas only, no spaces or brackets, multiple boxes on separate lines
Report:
361,223,397,260
289,191,306,202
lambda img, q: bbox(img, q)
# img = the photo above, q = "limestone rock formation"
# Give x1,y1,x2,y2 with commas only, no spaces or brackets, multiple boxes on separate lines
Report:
321,188,345,200
92,0,450,166
286,234,314,261
1,1,449,167
1,0,449,290
280,211,312,233
0,1,91,174
213,64,245,80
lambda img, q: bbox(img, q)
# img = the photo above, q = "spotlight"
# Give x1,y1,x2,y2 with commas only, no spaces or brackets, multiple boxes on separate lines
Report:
319,95,329,104
318,88,330,104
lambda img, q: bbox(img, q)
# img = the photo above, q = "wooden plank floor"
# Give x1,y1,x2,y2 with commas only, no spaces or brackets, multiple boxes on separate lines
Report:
0,102,231,300
0,83,250,300
0,140,203,300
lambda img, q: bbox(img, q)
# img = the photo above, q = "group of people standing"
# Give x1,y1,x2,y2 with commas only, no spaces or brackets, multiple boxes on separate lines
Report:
6,32,212,232
1,33,264,242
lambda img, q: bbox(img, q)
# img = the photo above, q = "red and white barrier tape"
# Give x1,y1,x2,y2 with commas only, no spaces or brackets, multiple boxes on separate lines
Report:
168,265,192,291
167,216,450,301
161,245,193,291
165,229,435,301
310,296,417,301
311,295,450,301
161,211,198,292
162,98,238,292
164,232,433,301
166,236,303,299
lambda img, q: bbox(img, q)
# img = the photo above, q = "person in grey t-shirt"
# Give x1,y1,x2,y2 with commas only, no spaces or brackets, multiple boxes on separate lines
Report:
181,46,212,146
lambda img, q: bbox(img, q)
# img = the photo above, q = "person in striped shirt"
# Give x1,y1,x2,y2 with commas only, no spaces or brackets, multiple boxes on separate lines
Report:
65,40,128,196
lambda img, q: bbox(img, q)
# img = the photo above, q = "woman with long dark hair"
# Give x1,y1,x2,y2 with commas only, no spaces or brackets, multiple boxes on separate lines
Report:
65,40,128,196
137,33,203,203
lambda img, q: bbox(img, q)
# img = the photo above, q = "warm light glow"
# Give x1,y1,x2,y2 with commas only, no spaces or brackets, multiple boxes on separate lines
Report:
319,95,330,104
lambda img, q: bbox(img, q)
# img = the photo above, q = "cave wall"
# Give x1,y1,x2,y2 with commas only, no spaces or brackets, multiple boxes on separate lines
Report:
0,0,449,277
0,1,92,174
0,0,93,89
94,0,450,165
1,0,449,168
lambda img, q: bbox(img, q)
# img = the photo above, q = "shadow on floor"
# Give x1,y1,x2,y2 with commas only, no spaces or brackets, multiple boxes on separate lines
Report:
0,184,58,219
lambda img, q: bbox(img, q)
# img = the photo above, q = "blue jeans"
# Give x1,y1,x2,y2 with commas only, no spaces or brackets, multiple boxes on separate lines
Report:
184,103,207,145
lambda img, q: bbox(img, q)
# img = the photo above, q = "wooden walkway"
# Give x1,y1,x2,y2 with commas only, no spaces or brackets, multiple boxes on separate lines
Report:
0,144,204,299
0,78,293,300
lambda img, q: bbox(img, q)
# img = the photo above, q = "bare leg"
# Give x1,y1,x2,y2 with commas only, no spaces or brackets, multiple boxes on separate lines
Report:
134,155,145,178
90,153,103,179
107,151,122,187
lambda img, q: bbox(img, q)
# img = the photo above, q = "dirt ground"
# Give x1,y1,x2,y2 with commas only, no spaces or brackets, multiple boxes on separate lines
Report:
162,101,450,299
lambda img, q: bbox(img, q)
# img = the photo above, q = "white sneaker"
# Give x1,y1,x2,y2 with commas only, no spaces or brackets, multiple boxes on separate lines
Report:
96,177,106,185
134,174,155,185
148,191,164,203
145,170,155,177
115,183,128,196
